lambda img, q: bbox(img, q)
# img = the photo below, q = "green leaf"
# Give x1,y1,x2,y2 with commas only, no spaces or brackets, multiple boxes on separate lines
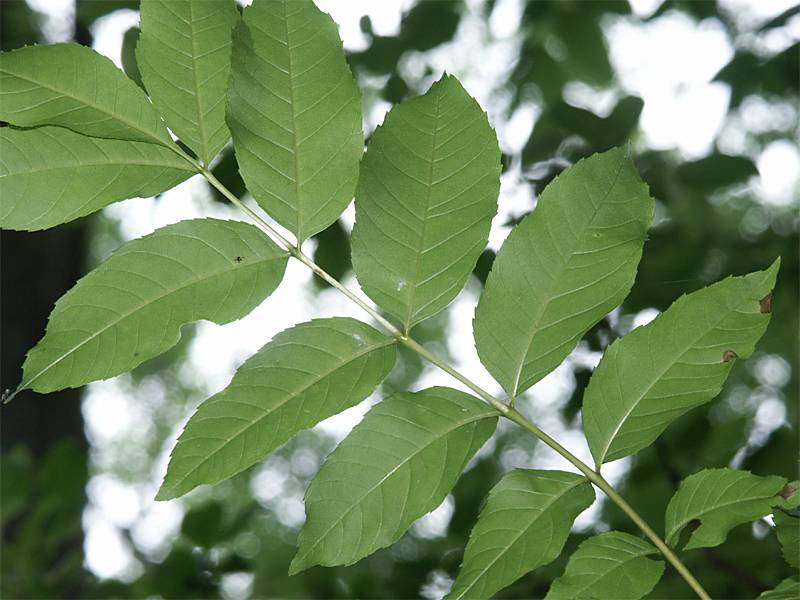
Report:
665,468,788,550
350,75,501,331
545,532,664,600
446,470,595,600
17,219,287,395
137,0,239,165
758,577,800,599
0,43,172,146
473,147,653,398
291,387,497,572
158,317,395,500
0,126,194,230
227,0,363,242
583,260,779,466
774,509,800,568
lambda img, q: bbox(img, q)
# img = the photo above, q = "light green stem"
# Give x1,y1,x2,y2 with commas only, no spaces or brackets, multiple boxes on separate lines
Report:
184,149,710,600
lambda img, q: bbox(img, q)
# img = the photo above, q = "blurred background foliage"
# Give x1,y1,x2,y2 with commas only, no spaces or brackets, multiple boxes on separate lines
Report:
1,0,798,599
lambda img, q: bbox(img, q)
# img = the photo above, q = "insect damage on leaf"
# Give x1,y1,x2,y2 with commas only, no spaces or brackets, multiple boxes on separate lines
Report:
760,292,773,314
722,350,738,362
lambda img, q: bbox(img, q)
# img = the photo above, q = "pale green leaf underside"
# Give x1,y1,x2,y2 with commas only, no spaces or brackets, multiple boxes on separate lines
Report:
446,470,595,600
665,468,787,550
351,75,501,331
0,126,193,230
774,509,800,569
545,532,664,600
291,387,497,573
583,260,779,466
227,0,363,242
158,317,396,500
137,0,238,164
758,577,800,599
20,219,287,394
474,147,653,398
0,43,172,146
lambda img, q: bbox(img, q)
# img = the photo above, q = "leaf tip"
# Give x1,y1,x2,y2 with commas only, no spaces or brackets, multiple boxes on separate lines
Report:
287,555,311,576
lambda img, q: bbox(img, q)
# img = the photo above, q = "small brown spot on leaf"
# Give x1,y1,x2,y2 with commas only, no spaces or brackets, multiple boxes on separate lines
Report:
722,350,738,363
778,483,797,501
759,293,772,314
234,256,243,263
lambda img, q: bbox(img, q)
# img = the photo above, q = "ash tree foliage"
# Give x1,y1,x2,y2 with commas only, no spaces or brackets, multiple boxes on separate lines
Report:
0,1,795,598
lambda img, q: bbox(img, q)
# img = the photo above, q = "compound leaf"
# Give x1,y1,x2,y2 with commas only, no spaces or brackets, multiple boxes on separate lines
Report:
447,470,594,600
583,261,779,466
227,0,362,242
473,147,653,398
291,387,497,572
0,43,172,146
351,75,500,331
158,317,396,500
17,219,287,395
545,532,664,600
137,0,238,164
0,126,194,230
758,577,800,600
665,468,788,550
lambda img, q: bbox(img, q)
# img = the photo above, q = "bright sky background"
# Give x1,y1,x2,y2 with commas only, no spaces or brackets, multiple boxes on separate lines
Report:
22,0,800,590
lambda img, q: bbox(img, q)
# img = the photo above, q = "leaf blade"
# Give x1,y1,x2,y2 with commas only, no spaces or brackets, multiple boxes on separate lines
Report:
473,147,653,398
351,74,501,330
19,219,287,394
545,532,664,600
446,470,595,600
0,43,172,146
137,0,239,164
290,386,497,572
583,261,779,466
0,126,194,230
158,317,396,500
664,468,787,550
227,0,363,242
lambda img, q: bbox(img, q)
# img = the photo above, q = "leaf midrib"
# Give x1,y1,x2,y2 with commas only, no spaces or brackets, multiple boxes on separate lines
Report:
595,298,747,465
403,91,441,332
22,250,285,392
295,407,495,567
667,488,782,544
1,62,170,148
450,477,587,600
561,544,657,598
165,334,396,495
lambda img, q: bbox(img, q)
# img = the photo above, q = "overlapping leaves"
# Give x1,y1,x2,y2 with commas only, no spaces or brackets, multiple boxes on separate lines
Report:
137,0,239,164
